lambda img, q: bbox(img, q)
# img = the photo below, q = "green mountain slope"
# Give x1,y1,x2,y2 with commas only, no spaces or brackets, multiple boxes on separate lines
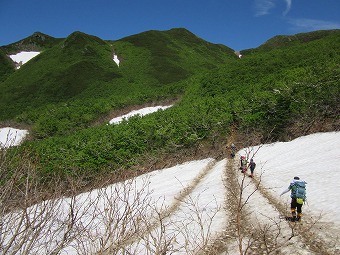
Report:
0,28,235,137
241,29,340,54
118,28,235,84
192,30,340,139
1,28,339,188
0,49,15,82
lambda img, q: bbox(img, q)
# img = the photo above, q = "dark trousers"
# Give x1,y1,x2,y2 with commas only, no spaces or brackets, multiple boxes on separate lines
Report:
291,198,303,215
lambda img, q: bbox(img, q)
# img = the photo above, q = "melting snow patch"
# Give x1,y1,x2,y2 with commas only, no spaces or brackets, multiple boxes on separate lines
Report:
9,51,40,69
109,105,172,124
113,54,120,66
0,127,28,148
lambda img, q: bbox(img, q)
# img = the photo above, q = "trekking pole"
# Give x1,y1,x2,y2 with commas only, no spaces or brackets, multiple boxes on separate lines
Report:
305,198,309,207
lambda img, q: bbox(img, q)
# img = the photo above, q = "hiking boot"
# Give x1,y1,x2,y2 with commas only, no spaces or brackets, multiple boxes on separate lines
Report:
297,213,302,222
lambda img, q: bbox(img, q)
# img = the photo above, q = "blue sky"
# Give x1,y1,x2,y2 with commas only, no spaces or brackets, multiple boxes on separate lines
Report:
1,0,340,50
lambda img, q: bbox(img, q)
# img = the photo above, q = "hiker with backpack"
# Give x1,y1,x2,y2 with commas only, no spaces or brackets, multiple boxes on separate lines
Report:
280,176,307,221
240,156,247,173
248,158,256,177
230,143,237,158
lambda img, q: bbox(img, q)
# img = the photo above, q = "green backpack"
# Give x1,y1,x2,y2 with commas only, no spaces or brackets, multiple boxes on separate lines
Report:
293,181,306,202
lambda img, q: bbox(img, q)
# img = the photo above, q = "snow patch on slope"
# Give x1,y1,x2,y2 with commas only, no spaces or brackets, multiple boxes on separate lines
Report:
9,51,40,69
109,105,173,124
113,54,120,66
0,127,29,148
0,105,173,147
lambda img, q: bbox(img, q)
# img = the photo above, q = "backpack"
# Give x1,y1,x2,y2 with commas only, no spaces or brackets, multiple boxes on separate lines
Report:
241,159,247,166
293,181,306,200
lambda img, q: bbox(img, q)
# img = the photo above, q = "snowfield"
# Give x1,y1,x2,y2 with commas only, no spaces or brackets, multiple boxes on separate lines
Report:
1,131,339,254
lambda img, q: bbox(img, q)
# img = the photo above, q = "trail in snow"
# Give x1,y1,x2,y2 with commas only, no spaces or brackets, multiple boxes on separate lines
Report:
114,159,227,254
3,131,340,255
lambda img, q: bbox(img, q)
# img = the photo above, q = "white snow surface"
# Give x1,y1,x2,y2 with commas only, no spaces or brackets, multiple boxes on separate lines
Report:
2,131,340,254
249,132,340,223
109,105,173,124
0,127,28,148
113,54,120,66
9,51,40,68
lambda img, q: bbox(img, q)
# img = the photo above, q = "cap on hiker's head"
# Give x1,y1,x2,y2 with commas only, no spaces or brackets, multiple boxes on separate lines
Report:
241,156,245,159
294,176,300,180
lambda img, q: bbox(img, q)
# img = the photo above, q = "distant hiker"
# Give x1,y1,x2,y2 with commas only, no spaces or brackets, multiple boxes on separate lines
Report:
240,156,247,173
248,158,256,177
280,176,307,222
230,143,237,158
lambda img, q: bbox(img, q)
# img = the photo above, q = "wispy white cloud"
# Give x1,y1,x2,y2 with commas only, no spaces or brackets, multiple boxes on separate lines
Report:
287,18,340,30
254,0,293,17
254,0,275,17
282,0,292,16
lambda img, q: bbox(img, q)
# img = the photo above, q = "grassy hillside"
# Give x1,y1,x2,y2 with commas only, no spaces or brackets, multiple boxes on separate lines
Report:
118,28,235,84
1,29,340,190
0,29,235,138
0,49,15,82
193,38,340,139
241,29,340,54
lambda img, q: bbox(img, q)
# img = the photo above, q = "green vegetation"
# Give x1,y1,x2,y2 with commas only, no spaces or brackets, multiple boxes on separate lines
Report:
0,49,15,82
1,28,339,185
0,29,235,138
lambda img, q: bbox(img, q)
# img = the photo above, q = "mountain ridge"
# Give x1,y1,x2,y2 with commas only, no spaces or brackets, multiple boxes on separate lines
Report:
0,28,236,124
